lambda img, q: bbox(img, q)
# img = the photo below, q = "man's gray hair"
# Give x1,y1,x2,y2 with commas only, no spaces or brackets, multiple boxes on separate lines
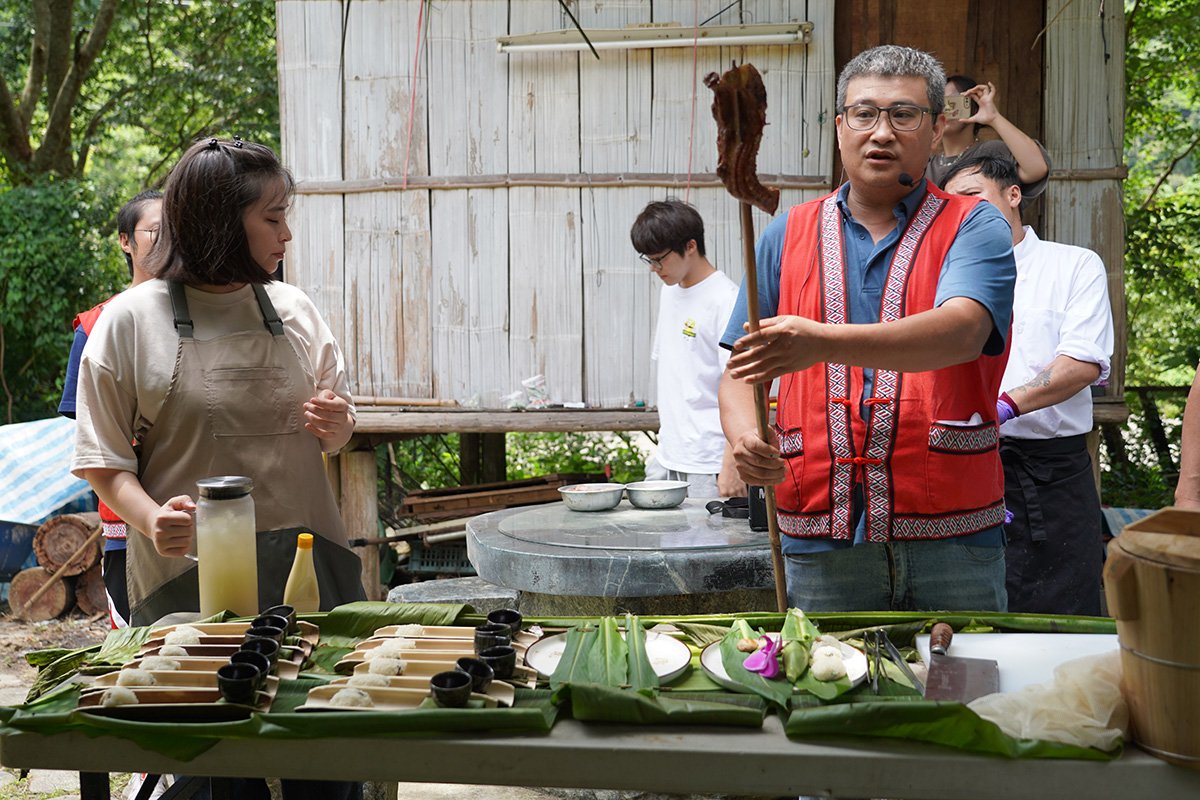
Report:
836,45,946,115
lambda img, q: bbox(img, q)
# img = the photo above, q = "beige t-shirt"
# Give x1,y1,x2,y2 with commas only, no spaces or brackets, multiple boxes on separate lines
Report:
72,279,354,477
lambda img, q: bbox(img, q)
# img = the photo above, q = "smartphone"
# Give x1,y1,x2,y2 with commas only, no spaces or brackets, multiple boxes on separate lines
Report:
944,95,970,120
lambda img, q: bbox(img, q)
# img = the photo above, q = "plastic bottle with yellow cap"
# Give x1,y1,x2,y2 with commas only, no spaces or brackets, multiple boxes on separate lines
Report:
283,532,321,612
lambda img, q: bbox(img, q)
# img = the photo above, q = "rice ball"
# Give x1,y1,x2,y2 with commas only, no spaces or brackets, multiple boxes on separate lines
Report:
366,657,407,676
347,673,391,688
157,645,190,658
330,687,374,708
116,668,156,687
371,639,416,657
391,624,423,637
164,625,203,645
810,646,847,681
139,656,181,671
100,686,139,707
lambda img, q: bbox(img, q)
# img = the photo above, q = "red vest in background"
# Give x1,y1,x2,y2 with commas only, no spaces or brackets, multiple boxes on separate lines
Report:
73,296,122,526
773,185,1009,541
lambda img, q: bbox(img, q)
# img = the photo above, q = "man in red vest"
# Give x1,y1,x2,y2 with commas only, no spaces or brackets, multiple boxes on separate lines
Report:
719,45,1017,612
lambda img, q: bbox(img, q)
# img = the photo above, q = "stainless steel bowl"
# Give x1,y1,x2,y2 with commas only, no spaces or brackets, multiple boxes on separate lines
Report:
624,480,689,509
558,483,626,512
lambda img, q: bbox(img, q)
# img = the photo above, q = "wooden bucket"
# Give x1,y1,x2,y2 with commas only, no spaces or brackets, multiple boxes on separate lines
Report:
1104,507,1200,769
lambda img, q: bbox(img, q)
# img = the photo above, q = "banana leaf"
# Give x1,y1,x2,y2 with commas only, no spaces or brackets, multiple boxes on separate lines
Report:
566,682,766,727
673,622,731,648
597,616,628,687
717,620,793,709
785,700,1120,761
780,608,816,683
793,665,852,701
624,614,658,696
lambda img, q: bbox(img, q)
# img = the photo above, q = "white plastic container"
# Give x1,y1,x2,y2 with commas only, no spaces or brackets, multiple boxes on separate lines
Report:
195,476,259,618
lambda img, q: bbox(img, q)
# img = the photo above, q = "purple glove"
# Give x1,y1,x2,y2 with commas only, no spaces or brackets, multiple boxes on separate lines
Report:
996,398,1016,424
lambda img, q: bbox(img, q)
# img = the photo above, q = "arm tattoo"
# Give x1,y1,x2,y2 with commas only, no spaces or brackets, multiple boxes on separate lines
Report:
1020,365,1054,391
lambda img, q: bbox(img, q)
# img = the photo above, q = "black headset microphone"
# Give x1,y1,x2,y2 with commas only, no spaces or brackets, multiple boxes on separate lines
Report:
898,172,915,187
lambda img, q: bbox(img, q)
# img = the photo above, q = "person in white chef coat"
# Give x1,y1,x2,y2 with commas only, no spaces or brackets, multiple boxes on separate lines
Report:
945,152,1114,616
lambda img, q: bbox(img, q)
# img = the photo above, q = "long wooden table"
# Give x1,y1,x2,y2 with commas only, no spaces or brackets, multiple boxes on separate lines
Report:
4,715,1200,799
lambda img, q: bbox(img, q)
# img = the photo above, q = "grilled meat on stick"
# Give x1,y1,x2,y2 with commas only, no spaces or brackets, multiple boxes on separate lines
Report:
704,64,779,215
705,62,786,613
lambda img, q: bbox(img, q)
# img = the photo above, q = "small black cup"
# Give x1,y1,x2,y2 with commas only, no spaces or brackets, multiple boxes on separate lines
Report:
486,609,523,638
430,670,473,708
454,657,494,694
473,622,511,654
478,644,517,680
230,649,272,686
252,614,291,635
245,624,286,645
217,662,261,705
240,636,281,668
261,604,298,634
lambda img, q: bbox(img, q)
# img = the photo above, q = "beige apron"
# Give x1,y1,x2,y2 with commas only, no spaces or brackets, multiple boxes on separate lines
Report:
126,281,365,626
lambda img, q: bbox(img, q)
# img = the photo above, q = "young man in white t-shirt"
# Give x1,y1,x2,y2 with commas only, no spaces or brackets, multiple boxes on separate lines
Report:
631,199,743,499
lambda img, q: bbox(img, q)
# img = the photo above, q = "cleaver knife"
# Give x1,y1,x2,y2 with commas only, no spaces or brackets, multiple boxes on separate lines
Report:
923,623,1000,703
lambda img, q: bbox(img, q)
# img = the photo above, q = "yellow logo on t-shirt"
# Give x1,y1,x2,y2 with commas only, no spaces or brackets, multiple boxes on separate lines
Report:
681,318,697,338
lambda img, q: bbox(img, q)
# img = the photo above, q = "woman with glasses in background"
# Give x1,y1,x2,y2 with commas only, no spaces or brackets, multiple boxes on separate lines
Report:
58,189,162,629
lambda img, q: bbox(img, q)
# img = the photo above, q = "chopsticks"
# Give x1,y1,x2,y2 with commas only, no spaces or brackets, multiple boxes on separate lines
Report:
864,628,925,695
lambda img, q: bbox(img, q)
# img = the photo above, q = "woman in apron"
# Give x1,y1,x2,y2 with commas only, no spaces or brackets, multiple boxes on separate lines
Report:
71,137,366,626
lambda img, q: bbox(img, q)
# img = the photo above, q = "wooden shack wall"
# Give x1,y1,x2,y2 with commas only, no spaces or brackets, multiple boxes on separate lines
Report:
1042,0,1127,407
276,0,836,409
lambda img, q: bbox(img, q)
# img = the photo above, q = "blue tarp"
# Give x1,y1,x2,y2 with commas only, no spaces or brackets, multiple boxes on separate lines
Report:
0,417,94,526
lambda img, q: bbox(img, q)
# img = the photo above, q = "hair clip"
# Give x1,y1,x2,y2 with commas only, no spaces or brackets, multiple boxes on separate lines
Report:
232,135,244,149
207,138,220,150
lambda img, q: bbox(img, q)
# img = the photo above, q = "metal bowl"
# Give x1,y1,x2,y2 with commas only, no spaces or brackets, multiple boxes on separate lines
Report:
558,483,626,512
624,480,689,509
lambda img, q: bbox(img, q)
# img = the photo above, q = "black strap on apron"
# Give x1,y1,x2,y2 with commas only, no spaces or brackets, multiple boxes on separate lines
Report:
167,280,286,338
1000,434,1089,543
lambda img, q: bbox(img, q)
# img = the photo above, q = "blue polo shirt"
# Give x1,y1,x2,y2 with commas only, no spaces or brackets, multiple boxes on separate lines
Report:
720,181,1016,553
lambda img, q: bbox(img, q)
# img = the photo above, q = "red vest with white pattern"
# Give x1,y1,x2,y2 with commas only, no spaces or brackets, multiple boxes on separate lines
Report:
773,185,1008,541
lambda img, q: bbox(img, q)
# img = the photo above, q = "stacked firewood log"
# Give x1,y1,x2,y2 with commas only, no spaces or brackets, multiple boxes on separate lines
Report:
8,513,105,621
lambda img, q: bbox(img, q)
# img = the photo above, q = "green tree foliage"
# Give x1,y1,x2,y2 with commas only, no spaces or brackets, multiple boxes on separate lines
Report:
1123,0,1200,385
0,178,125,422
0,1,279,422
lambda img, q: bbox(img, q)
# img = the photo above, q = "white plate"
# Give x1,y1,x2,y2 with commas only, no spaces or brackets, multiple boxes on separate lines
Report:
523,630,691,684
700,633,868,693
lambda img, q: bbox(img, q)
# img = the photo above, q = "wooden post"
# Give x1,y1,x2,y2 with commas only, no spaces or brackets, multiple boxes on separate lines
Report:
460,433,482,485
340,448,382,600
481,433,507,483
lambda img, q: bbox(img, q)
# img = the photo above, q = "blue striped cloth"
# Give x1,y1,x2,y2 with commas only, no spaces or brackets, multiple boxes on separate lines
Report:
0,417,94,525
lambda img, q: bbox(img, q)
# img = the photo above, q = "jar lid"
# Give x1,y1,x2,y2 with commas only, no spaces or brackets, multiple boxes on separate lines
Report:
197,475,254,499
1116,508,1200,571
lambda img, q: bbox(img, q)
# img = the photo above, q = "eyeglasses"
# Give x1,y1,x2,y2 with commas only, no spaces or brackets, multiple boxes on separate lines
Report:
135,228,160,243
841,104,931,132
639,251,672,269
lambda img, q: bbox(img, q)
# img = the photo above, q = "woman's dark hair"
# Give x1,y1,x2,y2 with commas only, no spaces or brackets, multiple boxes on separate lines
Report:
148,138,294,285
116,190,163,275
946,74,983,135
630,198,706,258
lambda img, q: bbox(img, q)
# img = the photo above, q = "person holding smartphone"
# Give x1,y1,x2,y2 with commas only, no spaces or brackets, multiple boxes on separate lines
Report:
927,75,1052,199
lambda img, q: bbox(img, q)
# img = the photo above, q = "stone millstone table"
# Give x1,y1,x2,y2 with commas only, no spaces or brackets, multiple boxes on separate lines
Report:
466,499,779,616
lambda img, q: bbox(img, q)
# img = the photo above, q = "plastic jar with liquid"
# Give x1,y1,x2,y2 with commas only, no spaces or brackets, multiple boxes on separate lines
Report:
195,475,259,618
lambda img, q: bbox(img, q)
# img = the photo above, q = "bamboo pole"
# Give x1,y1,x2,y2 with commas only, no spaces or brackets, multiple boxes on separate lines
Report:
739,201,788,614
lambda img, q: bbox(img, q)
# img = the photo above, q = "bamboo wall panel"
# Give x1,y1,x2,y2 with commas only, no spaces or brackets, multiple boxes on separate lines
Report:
427,2,510,402
1043,0,1126,397
277,0,835,413
276,1,346,348
340,1,432,397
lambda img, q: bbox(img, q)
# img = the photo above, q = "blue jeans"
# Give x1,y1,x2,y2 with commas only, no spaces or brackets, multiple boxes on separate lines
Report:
783,539,1008,612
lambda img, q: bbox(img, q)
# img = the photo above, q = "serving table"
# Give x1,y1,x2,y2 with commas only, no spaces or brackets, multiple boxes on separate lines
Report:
4,716,1200,799
467,499,778,615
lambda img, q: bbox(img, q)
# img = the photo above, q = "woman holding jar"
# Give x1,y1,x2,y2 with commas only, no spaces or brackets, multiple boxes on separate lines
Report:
71,137,366,628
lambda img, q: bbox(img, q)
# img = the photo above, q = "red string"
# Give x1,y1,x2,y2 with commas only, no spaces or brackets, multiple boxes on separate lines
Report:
684,0,700,203
402,0,427,191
